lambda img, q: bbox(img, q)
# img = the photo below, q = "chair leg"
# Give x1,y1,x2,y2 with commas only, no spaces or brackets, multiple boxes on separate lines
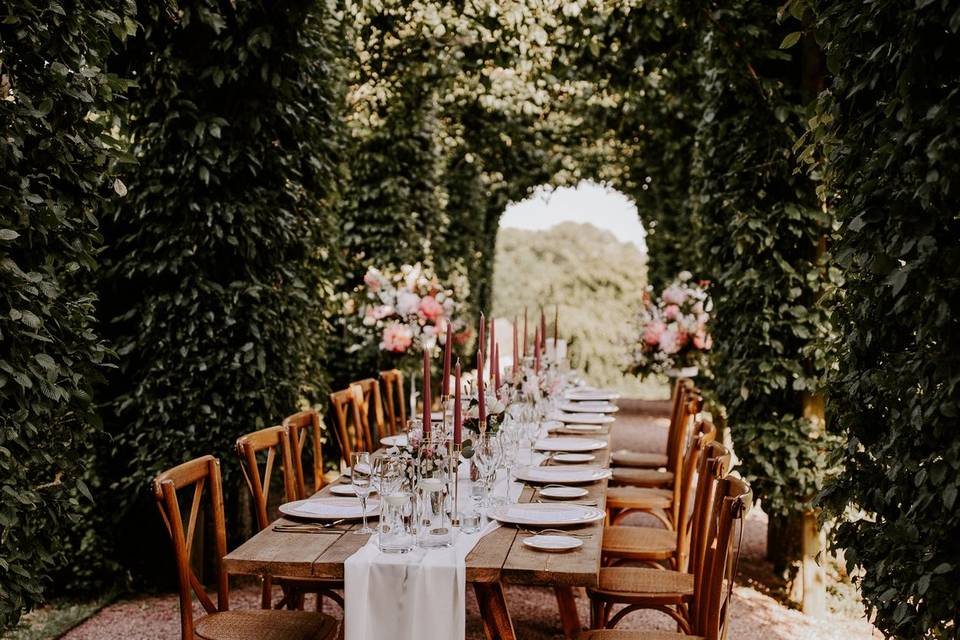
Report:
260,576,273,609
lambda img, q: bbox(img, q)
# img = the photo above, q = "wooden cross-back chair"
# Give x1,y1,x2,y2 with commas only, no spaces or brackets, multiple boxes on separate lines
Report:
283,410,325,499
586,450,750,635
601,432,727,572
328,384,372,466
236,425,344,613
379,369,406,437
606,391,704,529
153,455,338,640
582,476,751,640
611,378,693,470
351,377,385,448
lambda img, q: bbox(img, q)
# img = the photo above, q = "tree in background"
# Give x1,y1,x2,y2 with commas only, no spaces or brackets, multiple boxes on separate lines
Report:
493,223,656,396
0,0,134,625
811,0,960,635
92,0,345,584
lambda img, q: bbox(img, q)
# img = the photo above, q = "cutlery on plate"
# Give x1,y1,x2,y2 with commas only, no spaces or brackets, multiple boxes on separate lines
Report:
519,527,592,538
535,499,598,506
273,518,347,532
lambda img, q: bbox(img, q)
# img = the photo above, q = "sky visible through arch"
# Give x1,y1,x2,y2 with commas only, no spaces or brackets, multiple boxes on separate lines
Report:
499,180,647,253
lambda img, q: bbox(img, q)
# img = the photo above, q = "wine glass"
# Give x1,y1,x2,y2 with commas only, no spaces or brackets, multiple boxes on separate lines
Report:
351,452,374,534
473,434,502,508
498,430,519,503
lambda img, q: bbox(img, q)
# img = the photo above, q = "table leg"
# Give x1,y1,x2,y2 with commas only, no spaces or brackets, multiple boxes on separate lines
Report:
473,582,516,640
554,586,582,639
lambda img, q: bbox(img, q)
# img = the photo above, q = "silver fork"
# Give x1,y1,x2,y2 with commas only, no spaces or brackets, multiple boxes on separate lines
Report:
273,518,347,533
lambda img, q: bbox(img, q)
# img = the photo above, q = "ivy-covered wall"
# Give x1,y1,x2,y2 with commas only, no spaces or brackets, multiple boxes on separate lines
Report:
0,1,134,626
91,0,345,584
812,0,960,635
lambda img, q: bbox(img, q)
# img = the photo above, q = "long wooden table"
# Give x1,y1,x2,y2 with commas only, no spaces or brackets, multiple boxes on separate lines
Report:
224,425,613,640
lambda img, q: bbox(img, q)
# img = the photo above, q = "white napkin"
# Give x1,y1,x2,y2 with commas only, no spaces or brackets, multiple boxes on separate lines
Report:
297,499,370,517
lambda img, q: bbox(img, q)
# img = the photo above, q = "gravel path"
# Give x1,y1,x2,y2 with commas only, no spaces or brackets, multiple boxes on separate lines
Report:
63,402,879,640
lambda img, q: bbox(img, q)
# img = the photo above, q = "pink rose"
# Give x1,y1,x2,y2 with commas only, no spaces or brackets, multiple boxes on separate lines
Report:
643,320,666,346
380,323,413,353
364,270,382,292
664,304,680,320
693,330,712,350
662,285,688,306
372,305,393,320
419,295,444,321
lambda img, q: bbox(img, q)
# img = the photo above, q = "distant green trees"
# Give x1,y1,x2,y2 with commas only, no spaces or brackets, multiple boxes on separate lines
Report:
492,223,657,396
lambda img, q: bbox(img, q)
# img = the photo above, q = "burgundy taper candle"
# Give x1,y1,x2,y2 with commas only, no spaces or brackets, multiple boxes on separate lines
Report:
540,307,547,351
523,307,528,356
477,348,485,429
494,343,501,391
442,321,452,398
534,325,541,373
453,359,462,445
422,347,431,436
489,316,495,381
554,305,559,344
512,317,519,375
478,312,486,376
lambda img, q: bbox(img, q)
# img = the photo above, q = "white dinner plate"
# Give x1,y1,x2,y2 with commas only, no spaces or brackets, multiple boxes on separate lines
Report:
330,484,377,496
489,502,604,527
565,388,621,402
380,434,408,447
544,419,565,433
562,424,603,433
522,534,583,553
534,437,607,452
558,401,619,414
553,453,596,463
279,497,379,521
513,465,612,484
539,485,589,499
552,412,615,425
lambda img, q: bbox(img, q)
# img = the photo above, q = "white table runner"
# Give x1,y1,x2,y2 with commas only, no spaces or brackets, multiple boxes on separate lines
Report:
344,456,535,640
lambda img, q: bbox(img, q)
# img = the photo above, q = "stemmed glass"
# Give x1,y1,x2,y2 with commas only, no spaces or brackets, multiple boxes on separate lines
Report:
498,429,519,504
473,434,502,508
351,452,374,534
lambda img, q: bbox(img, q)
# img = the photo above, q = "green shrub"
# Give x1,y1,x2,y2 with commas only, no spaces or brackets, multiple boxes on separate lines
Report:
0,0,134,626
811,0,960,635
92,0,345,583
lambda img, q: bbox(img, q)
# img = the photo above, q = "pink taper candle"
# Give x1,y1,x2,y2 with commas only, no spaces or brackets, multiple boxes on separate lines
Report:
422,347,431,437
540,307,547,351
494,343,501,391
477,349,485,429
512,317,519,375
453,359,462,445
554,305,559,344
489,316,496,381
534,326,541,373
478,312,486,376
442,321,452,398
523,307,528,356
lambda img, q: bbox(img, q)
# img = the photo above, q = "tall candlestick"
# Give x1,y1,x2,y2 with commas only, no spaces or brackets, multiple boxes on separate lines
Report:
422,348,431,437
512,317,519,376
478,312,486,376
453,359,462,445
534,326,541,373
442,321,452,398
554,305,559,344
523,307,528,356
477,349,485,430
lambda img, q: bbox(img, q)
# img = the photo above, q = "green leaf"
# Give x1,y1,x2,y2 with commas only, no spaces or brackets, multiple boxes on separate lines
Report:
0,229,19,241
779,32,802,49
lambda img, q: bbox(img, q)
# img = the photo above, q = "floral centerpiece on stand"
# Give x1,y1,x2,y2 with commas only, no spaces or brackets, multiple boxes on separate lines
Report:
463,390,506,436
626,271,713,378
344,262,470,371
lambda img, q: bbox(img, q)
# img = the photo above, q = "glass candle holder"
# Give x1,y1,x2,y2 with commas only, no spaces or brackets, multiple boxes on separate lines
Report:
377,457,415,553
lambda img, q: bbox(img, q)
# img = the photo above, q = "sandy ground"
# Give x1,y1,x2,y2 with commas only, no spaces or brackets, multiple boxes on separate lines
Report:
62,404,880,640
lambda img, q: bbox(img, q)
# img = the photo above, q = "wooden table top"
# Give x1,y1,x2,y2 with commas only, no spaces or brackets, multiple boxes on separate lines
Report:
223,427,611,588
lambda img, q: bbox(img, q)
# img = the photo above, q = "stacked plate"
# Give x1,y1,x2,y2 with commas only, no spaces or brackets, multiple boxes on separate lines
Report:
512,465,611,484
489,502,604,527
279,497,379,521
552,412,615,425
565,388,621,402
534,437,607,452
558,401,619,414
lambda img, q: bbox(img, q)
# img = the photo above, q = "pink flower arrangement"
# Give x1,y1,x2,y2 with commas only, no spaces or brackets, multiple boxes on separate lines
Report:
348,262,469,358
627,272,712,378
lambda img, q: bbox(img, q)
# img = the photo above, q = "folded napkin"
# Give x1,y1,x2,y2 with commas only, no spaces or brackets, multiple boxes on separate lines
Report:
297,499,370,517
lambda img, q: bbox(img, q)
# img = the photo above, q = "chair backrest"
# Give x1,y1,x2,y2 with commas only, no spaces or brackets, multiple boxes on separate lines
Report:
694,476,752,640
352,377,385,447
235,425,296,531
665,379,694,470
329,384,371,465
673,422,723,571
153,455,228,640
283,409,325,499
380,369,406,436
668,390,704,521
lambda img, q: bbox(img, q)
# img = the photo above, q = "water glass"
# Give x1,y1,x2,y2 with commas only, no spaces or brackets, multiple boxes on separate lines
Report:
377,457,415,553
351,452,374,534
417,477,452,547
473,434,502,508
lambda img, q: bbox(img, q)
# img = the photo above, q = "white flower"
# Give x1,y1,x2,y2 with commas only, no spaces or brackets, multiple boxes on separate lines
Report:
396,290,420,316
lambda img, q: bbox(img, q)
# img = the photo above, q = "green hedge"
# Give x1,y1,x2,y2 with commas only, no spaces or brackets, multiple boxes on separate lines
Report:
812,0,960,635
0,1,133,625
91,0,345,584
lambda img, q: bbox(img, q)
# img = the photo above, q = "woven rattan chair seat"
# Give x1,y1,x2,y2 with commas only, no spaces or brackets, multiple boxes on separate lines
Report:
593,567,694,597
610,450,669,469
578,630,703,640
612,467,674,487
605,486,673,510
602,525,676,559
195,609,338,640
